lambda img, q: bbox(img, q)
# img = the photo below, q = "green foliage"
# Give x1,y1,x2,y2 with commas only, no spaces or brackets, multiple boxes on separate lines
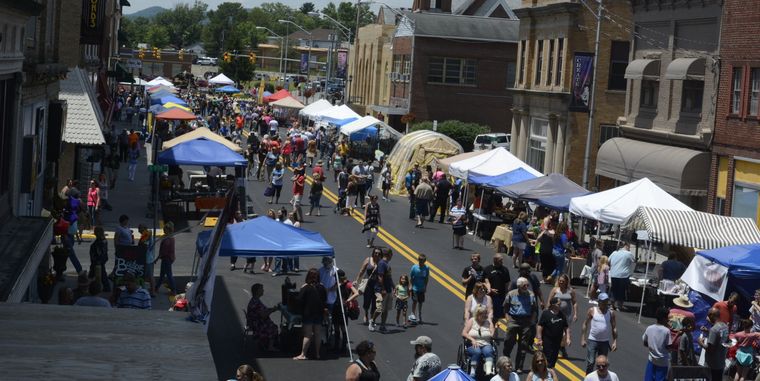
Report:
145,24,170,48
119,17,151,48
411,120,491,152
320,2,374,40
299,2,315,14
218,54,255,83
153,2,208,48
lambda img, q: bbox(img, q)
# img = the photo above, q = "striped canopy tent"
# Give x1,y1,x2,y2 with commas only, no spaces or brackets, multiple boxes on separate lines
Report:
623,206,760,250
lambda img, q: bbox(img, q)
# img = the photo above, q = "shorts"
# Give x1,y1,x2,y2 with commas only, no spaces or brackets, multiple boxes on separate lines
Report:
302,316,323,325
412,290,426,303
374,292,390,313
293,194,302,204
396,299,408,311
513,241,527,251
415,199,429,216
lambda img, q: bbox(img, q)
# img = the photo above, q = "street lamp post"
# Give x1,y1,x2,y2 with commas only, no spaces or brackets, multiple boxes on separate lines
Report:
309,12,351,101
255,26,283,75
278,20,312,90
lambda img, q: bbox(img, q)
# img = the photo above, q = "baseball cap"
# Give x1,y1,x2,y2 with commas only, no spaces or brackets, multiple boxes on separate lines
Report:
519,263,532,271
598,293,610,302
410,336,433,346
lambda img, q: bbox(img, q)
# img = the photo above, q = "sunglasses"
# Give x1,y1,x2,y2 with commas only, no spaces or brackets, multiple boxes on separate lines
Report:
596,364,608,369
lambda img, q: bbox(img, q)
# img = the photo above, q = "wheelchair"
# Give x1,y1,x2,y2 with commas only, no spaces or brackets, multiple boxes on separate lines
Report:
456,338,499,378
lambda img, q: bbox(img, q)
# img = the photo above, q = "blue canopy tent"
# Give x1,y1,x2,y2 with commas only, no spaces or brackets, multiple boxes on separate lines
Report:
150,95,188,106
149,90,176,99
693,244,760,300
467,167,537,188
157,138,246,167
215,85,241,94
495,173,590,211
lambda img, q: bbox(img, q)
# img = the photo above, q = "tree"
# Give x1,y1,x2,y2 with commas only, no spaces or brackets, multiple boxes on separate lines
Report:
219,54,256,83
321,1,375,41
145,24,170,49
154,1,208,48
411,120,491,152
202,2,249,57
299,2,315,14
119,17,151,48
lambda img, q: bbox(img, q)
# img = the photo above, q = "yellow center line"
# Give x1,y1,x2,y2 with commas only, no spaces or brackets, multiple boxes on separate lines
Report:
271,165,584,381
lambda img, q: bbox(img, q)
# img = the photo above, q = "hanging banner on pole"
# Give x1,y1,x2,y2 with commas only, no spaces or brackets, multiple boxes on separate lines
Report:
300,53,309,74
80,0,106,44
569,52,594,113
336,51,348,79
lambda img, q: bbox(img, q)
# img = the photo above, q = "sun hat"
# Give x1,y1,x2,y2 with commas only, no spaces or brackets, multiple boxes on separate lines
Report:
673,294,694,309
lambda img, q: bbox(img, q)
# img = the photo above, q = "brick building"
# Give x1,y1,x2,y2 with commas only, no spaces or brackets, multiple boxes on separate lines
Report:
368,0,519,132
708,0,760,224
509,0,631,187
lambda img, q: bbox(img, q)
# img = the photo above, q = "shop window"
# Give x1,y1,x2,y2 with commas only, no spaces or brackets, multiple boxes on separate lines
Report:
732,185,759,223
599,125,619,146
640,80,659,109
681,80,704,114
527,118,548,172
749,68,760,116
555,38,564,87
427,57,476,85
608,41,630,91
534,40,543,86
731,67,743,115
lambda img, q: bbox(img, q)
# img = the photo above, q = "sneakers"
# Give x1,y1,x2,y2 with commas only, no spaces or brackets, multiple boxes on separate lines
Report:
230,264,235,271
408,314,417,322
368,321,376,332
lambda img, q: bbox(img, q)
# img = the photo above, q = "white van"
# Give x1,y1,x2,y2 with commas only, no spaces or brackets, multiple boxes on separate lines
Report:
473,133,510,151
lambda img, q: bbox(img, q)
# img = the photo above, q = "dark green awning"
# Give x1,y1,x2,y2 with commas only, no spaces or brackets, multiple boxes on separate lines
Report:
115,62,134,83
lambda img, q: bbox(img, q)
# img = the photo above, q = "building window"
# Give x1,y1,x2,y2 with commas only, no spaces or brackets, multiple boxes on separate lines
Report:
749,68,760,116
393,56,402,77
731,67,743,115
547,39,554,86
519,40,527,85
640,80,659,109
403,55,411,75
599,124,619,146
732,184,759,223
535,40,543,86
526,118,548,172
506,61,516,88
427,57,476,85
608,41,630,91
681,80,704,114
555,38,564,86
715,197,725,215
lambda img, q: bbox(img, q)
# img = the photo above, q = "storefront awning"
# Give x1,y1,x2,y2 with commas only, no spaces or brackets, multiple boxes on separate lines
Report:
664,57,705,80
59,67,106,145
596,137,710,196
624,59,660,80
0,217,53,302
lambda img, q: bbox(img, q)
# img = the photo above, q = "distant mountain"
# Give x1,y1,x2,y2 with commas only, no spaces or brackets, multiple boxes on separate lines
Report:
125,6,167,19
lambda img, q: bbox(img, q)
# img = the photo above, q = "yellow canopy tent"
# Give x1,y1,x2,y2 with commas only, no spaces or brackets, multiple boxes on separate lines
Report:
162,127,243,153
385,130,463,195
163,102,191,111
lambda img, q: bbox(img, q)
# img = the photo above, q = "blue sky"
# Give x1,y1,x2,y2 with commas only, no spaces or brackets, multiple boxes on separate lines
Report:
124,0,414,14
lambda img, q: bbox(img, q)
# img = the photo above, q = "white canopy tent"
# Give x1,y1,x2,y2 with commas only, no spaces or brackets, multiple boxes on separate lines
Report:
339,116,403,139
121,77,150,86
270,96,305,109
314,104,361,125
146,76,173,87
299,99,333,119
466,147,544,178
447,148,502,179
569,178,692,225
208,73,235,86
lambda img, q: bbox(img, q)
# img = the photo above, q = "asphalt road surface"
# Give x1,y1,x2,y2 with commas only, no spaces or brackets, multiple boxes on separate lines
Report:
201,158,657,381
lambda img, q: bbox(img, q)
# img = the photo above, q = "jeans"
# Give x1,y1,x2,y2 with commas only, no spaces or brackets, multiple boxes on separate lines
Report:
65,234,83,273
542,338,561,369
644,361,668,381
157,260,176,293
585,340,610,374
551,250,566,277
504,320,534,369
429,198,448,223
467,344,495,364
408,193,416,219
128,163,137,180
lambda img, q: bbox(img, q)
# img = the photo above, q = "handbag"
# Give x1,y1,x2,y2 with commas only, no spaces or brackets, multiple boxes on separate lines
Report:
357,263,377,294
264,185,275,197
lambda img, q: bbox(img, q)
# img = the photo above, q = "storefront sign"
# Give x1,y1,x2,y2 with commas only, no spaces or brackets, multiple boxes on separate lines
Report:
80,0,105,45
337,51,347,79
569,52,594,113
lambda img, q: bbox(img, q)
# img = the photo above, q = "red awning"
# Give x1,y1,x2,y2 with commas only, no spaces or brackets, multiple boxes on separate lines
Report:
265,89,291,103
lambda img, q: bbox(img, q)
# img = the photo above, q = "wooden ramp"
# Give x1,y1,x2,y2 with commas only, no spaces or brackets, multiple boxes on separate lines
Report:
0,303,217,380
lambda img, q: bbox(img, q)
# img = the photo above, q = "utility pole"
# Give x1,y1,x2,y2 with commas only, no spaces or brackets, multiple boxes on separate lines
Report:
581,0,603,190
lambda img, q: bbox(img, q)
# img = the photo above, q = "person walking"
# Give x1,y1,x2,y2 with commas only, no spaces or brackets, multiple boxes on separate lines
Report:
86,179,101,227
256,141,268,181
155,222,177,295
699,307,729,381
583,355,620,381
88,226,110,292
355,248,381,325
409,254,430,325
395,274,411,328
547,273,577,357
291,166,306,221
485,253,511,333
63,193,83,272
380,162,392,201
451,200,468,249
525,352,558,381
581,293,618,374
362,195,381,248
491,356,520,381
429,176,451,223
269,163,284,204
642,306,672,381
307,173,323,216
352,161,369,208
536,297,570,370
369,249,394,333
502,277,539,372
511,212,529,268
293,268,327,360
595,255,611,299
345,340,380,381
406,336,442,381
118,129,129,162
413,178,433,228
127,142,140,181
608,242,634,311
405,168,417,219
461,253,485,297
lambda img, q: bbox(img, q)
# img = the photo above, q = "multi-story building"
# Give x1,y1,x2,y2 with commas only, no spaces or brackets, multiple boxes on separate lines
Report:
364,0,520,132
509,0,631,187
709,0,760,223
600,0,721,210
348,8,397,116
257,28,345,79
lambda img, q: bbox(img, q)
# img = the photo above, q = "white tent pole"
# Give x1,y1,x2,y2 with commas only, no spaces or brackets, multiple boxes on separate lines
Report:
474,188,485,242
637,239,653,324
332,256,354,362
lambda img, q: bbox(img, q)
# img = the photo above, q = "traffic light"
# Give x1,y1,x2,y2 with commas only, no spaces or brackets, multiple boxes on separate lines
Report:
178,49,184,60
156,49,161,60
138,48,145,59
223,52,231,63
152,47,158,58
248,52,256,64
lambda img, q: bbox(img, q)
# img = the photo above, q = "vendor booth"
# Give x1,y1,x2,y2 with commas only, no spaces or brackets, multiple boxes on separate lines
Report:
497,173,590,211
214,85,241,94
434,150,491,173
386,130,463,194
314,104,361,126
270,96,305,109
146,76,173,87
683,244,760,303
299,99,332,120
264,89,292,103
162,127,243,152
157,138,246,167
208,73,235,86
339,116,403,141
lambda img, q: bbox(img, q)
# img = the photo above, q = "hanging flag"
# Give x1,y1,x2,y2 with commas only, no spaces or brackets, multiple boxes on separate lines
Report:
569,52,594,113
300,53,309,74
337,51,348,79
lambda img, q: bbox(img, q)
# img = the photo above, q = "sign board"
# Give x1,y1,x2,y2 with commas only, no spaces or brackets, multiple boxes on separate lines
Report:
113,244,147,284
668,366,711,381
569,52,594,113
80,0,106,44
126,58,142,69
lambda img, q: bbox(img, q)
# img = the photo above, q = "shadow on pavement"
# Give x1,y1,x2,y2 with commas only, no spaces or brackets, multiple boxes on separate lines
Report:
207,276,255,380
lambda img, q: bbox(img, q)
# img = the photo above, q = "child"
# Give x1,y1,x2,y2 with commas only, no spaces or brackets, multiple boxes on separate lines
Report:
596,255,610,299
735,319,760,381
137,224,156,297
395,274,410,328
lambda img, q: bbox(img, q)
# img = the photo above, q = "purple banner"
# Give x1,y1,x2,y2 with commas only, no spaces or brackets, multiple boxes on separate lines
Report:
300,53,309,74
337,51,347,79
570,52,594,113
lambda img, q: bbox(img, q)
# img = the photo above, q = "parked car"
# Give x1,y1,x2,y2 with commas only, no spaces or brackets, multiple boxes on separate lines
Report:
197,57,217,65
473,133,510,151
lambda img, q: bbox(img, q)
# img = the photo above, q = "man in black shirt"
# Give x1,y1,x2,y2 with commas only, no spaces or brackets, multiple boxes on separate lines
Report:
484,253,511,326
429,177,452,223
461,253,485,297
509,263,545,309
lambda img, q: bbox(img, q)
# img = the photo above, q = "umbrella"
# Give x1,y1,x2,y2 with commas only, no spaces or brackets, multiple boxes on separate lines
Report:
155,108,197,120
428,365,475,381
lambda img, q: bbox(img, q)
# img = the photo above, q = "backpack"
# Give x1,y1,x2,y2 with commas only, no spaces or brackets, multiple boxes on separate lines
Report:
265,152,278,166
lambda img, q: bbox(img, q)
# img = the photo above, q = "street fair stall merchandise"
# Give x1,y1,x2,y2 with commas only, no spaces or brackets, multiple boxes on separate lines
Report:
386,130,463,195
